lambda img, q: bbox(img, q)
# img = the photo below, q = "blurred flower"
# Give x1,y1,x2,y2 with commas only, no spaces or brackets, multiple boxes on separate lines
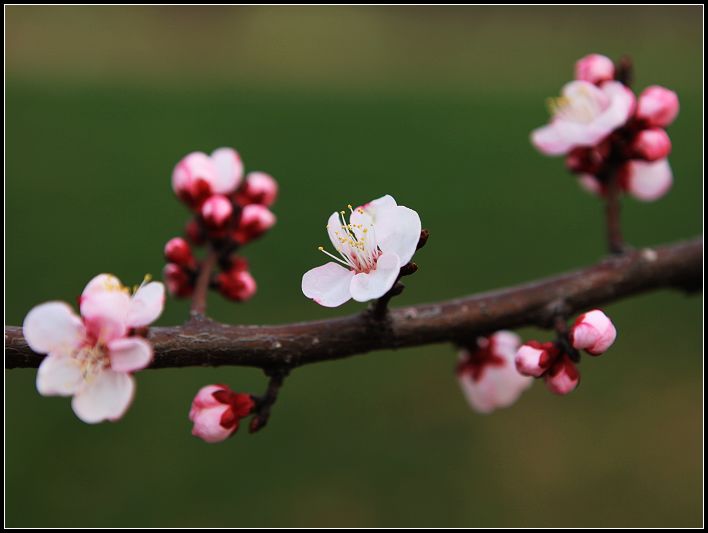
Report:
570,309,617,355
23,274,164,423
302,194,421,307
163,263,194,298
189,384,255,443
457,331,533,413
235,171,279,207
172,148,243,209
631,128,672,162
531,80,635,156
232,204,277,244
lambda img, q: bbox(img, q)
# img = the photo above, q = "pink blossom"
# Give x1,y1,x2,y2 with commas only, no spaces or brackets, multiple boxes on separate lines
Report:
164,237,195,268
631,128,672,162
545,354,580,395
636,85,679,128
235,171,279,207
217,259,257,302
575,54,615,85
232,204,277,244
201,194,233,229
172,148,244,208
457,331,533,414
189,384,255,443
531,80,635,156
23,274,165,423
515,340,557,377
622,159,673,201
570,309,617,355
302,195,421,307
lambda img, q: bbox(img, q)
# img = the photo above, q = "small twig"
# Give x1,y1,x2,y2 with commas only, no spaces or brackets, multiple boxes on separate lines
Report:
249,369,288,433
605,170,626,255
190,249,219,318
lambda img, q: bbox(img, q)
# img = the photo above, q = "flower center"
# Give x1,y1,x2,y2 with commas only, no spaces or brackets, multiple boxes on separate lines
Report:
318,204,380,273
547,84,608,124
74,344,110,382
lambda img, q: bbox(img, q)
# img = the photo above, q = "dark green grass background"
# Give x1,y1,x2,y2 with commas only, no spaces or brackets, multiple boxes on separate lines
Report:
5,6,703,527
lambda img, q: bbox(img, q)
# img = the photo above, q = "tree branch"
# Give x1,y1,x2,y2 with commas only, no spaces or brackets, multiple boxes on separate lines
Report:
5,237,702,371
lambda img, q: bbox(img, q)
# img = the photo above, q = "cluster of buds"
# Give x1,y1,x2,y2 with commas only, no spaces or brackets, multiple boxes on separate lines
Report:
515,309,617,395
164,148,278,302
189,384,256,443
533,53,679,201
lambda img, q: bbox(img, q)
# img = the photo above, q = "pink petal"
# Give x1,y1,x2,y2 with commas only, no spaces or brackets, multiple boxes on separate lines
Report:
189,385,227,420
191,405,234,443
373,205,421,265
127,281,165,328
624,159,673,201
71,370,135,424
108,337,153,373
302,262,355,307
531,122,575,156
350,252,401,302
80,290,131,342
458,352,532,414
82,273,124,299
210,147,244,194
36,354,84,396
23,301,85,355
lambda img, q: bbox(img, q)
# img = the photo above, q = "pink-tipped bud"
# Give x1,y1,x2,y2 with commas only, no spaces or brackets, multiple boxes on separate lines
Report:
575,54,615,85
200,194,233,229
233,204,276,244
217,264,257,302
164,237,195,267
632,128,672,161
570,309,617,356
172,152,216,209
189,384,255,443
235,172,279,207
544,354,580,395
515,341,557,377
636,85,679,128
163,263,193,298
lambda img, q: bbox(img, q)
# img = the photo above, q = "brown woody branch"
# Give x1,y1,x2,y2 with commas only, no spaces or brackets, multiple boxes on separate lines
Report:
5,236,702,371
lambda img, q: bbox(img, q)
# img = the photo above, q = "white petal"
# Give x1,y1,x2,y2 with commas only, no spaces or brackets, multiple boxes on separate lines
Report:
108,337,153,373
210,147,244,194
302,262,355,307
374,205,422,264
459,365,533,414
128,281,165,328
82,273,124,298
350,252,401,302
71,370,135,424
23,301,85,355
36,354,84,396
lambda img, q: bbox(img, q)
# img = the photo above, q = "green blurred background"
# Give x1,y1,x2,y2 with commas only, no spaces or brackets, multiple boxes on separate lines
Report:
5,6,702,527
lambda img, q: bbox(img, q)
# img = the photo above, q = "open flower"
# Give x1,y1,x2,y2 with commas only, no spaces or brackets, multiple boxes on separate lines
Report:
531,80,635,156
457,331,533,414
302,195,421,307
22,274,165,423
